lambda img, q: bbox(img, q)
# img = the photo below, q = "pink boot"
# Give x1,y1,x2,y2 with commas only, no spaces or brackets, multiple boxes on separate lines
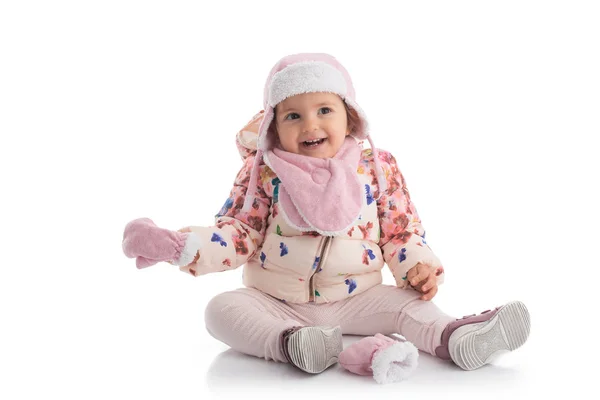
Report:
434,301,531,371
339,334,418,384
122,218,201,269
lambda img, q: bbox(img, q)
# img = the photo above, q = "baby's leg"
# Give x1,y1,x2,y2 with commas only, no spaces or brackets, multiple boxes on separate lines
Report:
204,288,310,363
332,285,531,370
331,284,456,356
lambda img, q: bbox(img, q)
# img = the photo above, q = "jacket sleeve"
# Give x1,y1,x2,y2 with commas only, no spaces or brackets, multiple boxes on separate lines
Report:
376,151,445,289
177,154,272,277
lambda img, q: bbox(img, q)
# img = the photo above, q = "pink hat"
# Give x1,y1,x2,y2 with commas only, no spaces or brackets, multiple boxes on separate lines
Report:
243,53,386,212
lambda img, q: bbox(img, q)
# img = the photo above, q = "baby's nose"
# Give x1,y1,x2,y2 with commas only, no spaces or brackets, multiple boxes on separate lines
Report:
302,118,319,133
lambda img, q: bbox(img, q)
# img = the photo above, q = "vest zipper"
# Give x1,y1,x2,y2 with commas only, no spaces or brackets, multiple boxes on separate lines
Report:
309,236,333,302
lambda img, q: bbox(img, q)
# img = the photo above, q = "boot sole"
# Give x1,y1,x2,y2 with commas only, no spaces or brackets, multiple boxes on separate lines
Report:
450,301,531,371
288,326,343,374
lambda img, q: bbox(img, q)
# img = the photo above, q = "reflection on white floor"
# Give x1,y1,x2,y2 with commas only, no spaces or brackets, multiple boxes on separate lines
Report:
204,335,528,395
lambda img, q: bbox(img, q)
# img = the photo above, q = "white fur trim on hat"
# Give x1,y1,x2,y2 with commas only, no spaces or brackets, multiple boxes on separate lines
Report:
268,61,348,107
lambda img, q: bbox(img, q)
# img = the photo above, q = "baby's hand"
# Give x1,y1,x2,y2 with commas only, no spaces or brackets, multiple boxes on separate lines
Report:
121,219,202,269
406,263,438,301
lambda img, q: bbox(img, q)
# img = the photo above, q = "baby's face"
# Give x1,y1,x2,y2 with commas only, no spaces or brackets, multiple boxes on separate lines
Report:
274,92,349,158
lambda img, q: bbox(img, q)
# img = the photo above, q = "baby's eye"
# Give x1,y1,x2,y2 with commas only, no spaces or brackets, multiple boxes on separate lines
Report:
285,113,300,120
318,107,332,115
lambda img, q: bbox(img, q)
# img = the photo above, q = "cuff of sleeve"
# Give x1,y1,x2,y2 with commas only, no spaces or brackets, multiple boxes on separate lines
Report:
388,235,444,288
371,338,419,384
173,232,202,267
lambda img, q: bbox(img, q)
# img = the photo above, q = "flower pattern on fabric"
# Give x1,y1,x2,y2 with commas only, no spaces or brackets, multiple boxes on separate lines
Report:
362,245,376,265
345,279,357,294
365,184,375,205
312,256,320,270
372,150,444,289
398,248,407,263
279,242,289,257
180,130,444,302
206,154,272,266
232,232,249,255
247,215,264,233
260,166,277,185
211,233,227,247
260,252,266,269
357,221,374,239
377,151,423,247
216,198,234,218
272,177,281,203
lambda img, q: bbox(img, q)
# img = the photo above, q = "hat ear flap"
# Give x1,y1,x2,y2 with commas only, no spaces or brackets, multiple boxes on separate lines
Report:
267,110,279,144
343,98,369,140
256,108,275,151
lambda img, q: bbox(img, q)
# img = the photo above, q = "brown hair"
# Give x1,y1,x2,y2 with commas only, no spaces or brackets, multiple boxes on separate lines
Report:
344,102,361,135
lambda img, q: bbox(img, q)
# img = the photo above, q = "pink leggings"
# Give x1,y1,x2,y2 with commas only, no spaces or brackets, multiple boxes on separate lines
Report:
204,284,456,363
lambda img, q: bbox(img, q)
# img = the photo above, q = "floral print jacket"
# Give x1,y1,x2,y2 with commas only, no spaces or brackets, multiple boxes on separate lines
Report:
179,112,445,303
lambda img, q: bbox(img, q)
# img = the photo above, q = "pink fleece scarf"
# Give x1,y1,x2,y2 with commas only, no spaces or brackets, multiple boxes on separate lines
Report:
264,136,363,235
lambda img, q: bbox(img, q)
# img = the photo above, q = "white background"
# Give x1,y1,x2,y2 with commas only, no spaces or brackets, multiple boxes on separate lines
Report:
1,1,599,399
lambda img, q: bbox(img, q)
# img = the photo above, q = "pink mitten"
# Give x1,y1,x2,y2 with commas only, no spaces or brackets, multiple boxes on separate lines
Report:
339,334,418,384
122,218,201,269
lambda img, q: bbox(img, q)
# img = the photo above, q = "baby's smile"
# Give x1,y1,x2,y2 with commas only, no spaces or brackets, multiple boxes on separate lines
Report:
302,137,327,148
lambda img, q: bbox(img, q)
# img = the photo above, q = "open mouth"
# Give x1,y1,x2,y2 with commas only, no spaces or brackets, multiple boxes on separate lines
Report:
303,138,326,148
